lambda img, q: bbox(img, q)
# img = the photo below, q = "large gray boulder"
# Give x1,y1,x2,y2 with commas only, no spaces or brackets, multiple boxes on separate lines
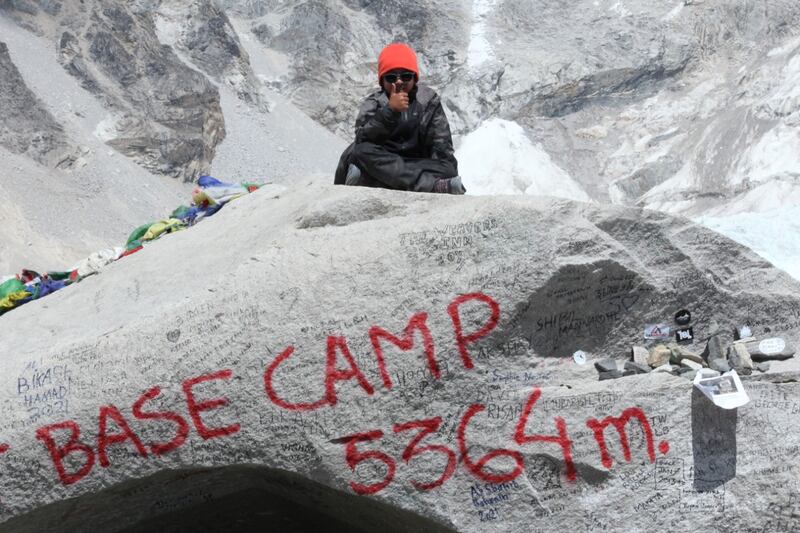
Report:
0,186,798,531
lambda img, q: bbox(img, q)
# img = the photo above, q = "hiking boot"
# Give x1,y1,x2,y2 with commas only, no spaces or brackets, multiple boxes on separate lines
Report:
433,176,466,195
345,164,362,186
449,176,466,195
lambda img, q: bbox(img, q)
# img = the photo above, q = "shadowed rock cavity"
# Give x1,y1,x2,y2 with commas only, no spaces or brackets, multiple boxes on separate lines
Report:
503,260,651,357
1,466,455,533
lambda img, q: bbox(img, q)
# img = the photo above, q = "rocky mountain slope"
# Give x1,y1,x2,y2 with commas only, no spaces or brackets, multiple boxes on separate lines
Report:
2,2,800,531
2,0,800,277
1,185,799,532
217,0,800,213
0,0,344,273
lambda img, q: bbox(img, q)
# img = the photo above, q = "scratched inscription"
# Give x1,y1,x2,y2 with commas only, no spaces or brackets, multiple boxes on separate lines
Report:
399,218,499,270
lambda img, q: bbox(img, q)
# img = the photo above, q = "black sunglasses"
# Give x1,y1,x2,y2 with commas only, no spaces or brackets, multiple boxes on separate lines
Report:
383,71,415,84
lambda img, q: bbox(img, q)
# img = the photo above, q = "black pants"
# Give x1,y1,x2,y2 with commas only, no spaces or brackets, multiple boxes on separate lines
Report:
334,142,457,192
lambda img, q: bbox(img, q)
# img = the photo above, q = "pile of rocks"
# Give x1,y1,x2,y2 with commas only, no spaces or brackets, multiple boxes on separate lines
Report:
594,333,795,382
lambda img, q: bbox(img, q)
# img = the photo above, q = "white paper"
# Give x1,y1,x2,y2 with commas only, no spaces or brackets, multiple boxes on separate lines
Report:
693,369,750,409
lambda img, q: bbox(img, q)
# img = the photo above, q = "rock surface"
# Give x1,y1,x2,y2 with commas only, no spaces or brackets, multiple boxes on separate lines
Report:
624,361,650,374
594,359,618,373
0,4,345,273
1,187,799,532
2,0,227,180
671,344,704,365
0,41,73,166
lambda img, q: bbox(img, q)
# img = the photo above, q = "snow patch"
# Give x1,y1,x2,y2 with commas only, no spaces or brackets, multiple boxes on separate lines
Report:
767,36,800,58
706,180,800,217
457,119,590,202
759,54,800,118
467,0,499,70
697,206,800,281
733,124,800,184
93,116,118,142
153,11,183,48
610,2,631,18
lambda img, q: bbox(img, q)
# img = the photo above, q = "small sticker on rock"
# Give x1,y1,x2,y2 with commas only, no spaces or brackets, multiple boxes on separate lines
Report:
674,309,691,326
645,324,671,339
166,329,181,343
675,327,694,343
573,350,587,365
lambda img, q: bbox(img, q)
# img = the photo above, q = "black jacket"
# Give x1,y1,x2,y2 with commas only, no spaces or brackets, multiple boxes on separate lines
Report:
335,84,458,186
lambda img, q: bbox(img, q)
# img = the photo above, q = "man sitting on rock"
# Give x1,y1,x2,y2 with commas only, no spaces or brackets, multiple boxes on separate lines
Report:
334,43,465,194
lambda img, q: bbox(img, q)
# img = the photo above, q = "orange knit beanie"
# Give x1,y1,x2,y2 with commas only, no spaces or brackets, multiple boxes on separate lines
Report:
377,43,419,83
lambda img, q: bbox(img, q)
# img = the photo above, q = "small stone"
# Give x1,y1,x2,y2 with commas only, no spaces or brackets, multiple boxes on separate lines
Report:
702,335,730,373
712,359,731,373
594,359,618,373
669,344,704,365
668,345,682,364
632,346,649,366
647,345,672,368
681,370,698,381
680,359,703,371
728,343,754,371
599,370,624,381
756,362,771,373
652,363,673,373
625,361,651,374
